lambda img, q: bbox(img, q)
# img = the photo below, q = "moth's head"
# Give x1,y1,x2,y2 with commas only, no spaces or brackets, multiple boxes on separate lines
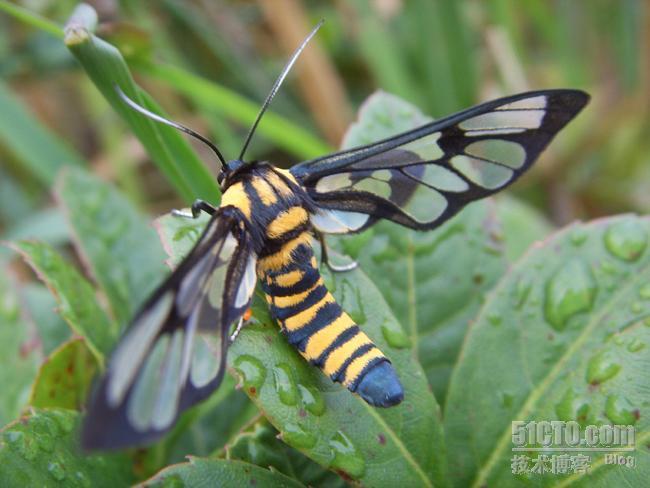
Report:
218,159,247,189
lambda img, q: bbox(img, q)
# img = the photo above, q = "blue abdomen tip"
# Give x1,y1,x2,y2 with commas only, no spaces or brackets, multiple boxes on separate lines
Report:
355,361,404,407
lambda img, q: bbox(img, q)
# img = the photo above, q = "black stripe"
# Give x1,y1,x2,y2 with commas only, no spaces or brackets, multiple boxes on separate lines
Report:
348,358,389,392
259,224,311,257
312,326,361,367
269,283,328,321
285,302,342,348
261,264,320,297
331,344,376,383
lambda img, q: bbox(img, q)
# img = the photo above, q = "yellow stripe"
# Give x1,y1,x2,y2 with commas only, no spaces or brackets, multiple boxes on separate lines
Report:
303,313,355,361
220,182,251,219
258,232,312,271
342,348,385,387
275,168,299,185
272,278,323,308
251,177,277,206
323,332,372,377
265,170,293,197
310,256,318,269
284,292,335,332
267,207,308,239
274,270,304,287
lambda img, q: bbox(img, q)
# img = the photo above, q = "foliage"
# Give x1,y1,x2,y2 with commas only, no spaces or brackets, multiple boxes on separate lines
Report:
0,1,648,487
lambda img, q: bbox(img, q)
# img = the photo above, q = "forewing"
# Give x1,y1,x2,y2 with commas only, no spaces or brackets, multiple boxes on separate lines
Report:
82,207,257,450
292,90,589,232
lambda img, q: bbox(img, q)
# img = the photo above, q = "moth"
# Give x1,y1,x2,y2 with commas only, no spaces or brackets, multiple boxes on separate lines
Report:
82,21,589,449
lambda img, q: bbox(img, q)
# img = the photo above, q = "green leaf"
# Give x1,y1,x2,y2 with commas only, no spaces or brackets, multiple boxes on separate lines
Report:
0,409,134,487
0,272,41,426
337,92,509,403
0,80,83,186
156,216,448,486
10,239,115,361
139,62,333,161
445,215,650,486
225,418,345,487
55,167,168,327
144,457,305,487
494,195,553,262
63,4,220,203
19,284,71,355
29,338,97,410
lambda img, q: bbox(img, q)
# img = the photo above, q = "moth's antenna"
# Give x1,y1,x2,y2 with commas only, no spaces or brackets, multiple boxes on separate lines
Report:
115,85,227,169
239,19,324,161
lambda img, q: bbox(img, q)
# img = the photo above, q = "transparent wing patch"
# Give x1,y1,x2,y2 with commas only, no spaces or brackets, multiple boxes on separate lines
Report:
82,207,256,450
293,90,589,231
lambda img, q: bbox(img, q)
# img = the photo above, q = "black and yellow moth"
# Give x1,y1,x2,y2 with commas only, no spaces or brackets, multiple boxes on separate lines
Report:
82,22,589,450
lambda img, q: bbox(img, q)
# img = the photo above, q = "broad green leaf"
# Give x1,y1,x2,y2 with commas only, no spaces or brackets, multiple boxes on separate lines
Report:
29,338,97,410
153,211,211,268
156,216,448,487
495,195,554,261
0,409,134,487
0,80,83,186
225,418,345,487
20,284,71,355
143,457,305,487
10,240,115,361
445,215,650,486
63,4,220,203
0,272,41,426
161,376,257,465
337,91,509,403
56,167,168,327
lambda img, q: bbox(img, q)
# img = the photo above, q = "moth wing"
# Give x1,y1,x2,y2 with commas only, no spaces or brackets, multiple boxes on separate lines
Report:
82,207,257,450
291,90,589,232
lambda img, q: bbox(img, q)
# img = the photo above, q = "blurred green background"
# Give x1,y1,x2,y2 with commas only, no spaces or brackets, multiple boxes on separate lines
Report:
0,0,648,236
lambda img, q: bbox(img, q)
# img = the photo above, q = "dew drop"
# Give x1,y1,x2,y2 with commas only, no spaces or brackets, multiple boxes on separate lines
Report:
586,351,621,384
570,229,588,246
74,471,91,488
487,312,502,327
234,355,266,396
48,462,66,481
4,430,38,461
627,338,645,353
328,431,365,479
272,363,299,406
605,395,639,425
555,388,592,426
604,218,648,262
544,259,597,331
280,422,317,448
380,323,411,349
501,392,513,408
298,385,325,416
512,278,532,309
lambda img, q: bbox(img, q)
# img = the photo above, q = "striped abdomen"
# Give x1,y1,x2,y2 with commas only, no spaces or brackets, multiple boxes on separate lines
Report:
257,204,404,407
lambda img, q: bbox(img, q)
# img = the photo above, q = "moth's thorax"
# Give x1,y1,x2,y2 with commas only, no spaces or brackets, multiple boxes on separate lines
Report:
219,164,313,261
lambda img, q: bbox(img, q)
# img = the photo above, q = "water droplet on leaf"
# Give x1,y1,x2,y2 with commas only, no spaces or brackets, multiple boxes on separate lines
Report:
586,351,621,384
604,218,648,262
328,431,365,479
544,259,597,331
272,363,299,406
234,355,266,396
298,385,326,416
281,423,317,448
605,395,639,425
380,323,411,349
48,462,66,481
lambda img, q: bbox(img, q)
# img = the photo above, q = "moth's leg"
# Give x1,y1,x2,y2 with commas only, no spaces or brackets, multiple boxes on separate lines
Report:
172,199,217,219
317,232,358,273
